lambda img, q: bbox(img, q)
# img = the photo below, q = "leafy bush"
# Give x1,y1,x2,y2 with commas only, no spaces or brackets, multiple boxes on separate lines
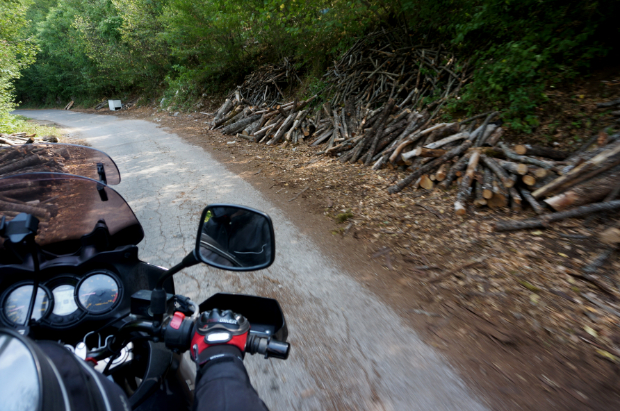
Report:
0,0,37,132
7,0,620,132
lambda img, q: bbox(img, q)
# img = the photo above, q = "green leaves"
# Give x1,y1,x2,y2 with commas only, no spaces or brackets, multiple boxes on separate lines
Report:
5,0,619,129
0,0,37,131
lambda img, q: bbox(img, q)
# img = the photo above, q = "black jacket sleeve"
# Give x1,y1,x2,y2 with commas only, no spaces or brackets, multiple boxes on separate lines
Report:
193,348,269,411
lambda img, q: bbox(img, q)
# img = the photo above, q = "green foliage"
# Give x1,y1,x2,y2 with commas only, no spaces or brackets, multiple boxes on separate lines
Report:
0,0,38,131
436,0,618,132
335,210,353,223
4,115,61,136
5,0,620,133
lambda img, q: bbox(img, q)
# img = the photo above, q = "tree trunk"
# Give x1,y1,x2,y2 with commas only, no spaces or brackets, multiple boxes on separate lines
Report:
213,105,243,129
425,131,469,150
519,187,546,215
454,150,480,215
435,163,449,181
268,113,296,145
513,144,568,160
482,167,493,199
532,140,620,199
220,114,262,135
481,155,514,188
438,152,471,190
0,155,41,176
484,127,504,147
495,200,620,232
498,142,555,170
495,158,528,175
402,147,446,161
543,165,620,211
389,140,473,194
509,187,522,212
364,98,397,165
487,174,508,209
214,98,233,122
474,179,487,207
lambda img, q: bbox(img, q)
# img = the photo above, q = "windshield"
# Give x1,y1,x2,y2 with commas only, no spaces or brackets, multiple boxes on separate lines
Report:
0,144,120,185
0,173,142,253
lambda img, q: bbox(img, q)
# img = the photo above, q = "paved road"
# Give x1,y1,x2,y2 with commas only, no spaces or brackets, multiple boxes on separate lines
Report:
16,110,488,411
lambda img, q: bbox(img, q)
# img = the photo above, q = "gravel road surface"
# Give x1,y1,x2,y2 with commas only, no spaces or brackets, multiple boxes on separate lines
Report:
15,110,489,411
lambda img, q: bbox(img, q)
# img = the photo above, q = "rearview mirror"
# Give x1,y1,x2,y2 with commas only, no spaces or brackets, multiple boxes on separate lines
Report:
195,205,275,271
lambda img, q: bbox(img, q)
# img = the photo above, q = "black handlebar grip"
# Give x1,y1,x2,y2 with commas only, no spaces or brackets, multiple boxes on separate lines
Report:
246,335,290,360
264,339,289,360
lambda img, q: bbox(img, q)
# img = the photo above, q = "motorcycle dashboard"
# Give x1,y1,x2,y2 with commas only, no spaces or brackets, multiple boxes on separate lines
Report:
0,269,124,329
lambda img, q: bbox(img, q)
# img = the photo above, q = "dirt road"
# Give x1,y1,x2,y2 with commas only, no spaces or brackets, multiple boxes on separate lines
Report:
15,109,488,410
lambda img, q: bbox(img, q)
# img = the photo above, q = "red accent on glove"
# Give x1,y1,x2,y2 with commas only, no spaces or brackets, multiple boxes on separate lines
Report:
170,311,185,330
190,330,249,361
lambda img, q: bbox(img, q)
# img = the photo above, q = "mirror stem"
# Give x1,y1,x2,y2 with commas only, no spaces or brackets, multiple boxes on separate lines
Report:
155,251,200,289
151,251,200,321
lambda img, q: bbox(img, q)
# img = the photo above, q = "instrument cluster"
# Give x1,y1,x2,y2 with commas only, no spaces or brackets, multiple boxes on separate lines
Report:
1,269,122,327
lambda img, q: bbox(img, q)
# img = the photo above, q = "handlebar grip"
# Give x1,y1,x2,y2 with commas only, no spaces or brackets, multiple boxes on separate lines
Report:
264,339,289,360
246,335,290,360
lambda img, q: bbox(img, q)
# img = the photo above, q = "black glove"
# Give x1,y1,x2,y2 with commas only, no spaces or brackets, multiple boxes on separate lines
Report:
190,309,250,367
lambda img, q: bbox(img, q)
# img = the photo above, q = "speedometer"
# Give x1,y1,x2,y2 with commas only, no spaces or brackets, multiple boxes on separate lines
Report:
3,285,50,325
77,273,119,314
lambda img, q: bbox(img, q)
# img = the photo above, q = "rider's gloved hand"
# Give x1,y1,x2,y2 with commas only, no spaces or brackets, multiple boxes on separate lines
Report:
190,309,250,372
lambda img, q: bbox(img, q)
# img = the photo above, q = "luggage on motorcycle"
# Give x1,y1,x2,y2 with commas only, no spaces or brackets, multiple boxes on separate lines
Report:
0,143,121,185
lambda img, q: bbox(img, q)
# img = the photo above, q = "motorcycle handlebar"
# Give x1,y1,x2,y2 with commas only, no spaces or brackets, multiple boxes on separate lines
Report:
245,334,290,360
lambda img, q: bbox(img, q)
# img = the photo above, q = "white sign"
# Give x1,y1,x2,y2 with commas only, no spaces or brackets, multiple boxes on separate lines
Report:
108,100,122,111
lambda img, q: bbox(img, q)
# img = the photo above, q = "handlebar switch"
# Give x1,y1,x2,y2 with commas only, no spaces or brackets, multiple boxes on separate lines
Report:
164,312,194,352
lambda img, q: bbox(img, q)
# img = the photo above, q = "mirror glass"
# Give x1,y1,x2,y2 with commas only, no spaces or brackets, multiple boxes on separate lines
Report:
196,205,275,271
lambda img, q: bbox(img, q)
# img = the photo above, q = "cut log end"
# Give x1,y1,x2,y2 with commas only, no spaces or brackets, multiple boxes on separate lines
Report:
522,175,536,186
454,201,467,215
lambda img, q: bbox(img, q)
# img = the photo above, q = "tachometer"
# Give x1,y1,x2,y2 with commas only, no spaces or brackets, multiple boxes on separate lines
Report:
77,273,119,314
3,285,50,325
51,285,78,316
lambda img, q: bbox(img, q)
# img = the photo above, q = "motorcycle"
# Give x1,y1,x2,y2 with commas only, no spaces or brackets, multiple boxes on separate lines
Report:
0,143,290,410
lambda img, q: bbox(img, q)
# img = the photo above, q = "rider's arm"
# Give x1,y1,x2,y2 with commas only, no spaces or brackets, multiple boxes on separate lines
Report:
191,309,269,411
193,345,269,411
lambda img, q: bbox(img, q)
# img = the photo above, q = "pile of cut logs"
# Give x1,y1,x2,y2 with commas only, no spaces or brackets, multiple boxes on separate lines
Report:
209,28,620,220
0,145,66,179
0,132,35,147
227,58,300,107
210,95,318,145
211,89,620,219
322,30,470,115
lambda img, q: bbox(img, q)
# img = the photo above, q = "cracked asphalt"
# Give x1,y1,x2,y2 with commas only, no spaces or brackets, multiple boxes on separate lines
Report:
16,110,489,411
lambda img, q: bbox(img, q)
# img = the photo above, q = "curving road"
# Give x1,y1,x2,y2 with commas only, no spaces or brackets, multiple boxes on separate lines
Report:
15,110,489,411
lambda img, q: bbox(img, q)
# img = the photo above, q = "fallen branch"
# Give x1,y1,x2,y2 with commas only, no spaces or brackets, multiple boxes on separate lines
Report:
495,200,620,232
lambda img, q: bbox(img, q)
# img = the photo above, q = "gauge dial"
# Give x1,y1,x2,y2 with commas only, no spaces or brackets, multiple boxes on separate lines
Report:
3,285,49,325
78,274,119,314
51,285,78,316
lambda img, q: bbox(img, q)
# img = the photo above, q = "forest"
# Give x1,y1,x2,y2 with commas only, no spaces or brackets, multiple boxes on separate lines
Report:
1,0,619,133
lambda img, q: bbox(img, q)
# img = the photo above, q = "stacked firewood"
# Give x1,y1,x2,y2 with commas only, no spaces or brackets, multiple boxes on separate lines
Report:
0,145,67,179
226,58,299,107
322,30,469,114
0,132,36,147
212,89,620,219
209,28,620,220
210,95,318,145
494,130,620,230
